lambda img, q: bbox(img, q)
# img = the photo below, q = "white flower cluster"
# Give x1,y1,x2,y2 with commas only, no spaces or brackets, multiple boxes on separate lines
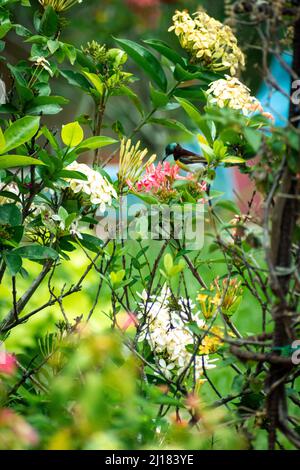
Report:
207,75,263,116
66,161,117,212
137,285,217,380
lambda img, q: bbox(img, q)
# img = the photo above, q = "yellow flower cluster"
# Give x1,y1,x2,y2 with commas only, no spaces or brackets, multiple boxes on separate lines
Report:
199,326,223,355
169,9,245,76
197,290,221,320
197,277,242,318
207,75,263,116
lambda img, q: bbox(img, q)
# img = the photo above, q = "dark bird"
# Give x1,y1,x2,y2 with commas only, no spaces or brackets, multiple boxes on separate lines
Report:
163,143,207,173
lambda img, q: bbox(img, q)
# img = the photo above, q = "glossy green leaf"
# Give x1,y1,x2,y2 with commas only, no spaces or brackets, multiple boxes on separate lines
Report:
215,199,240,214
243,128,262,152
115,37,167,91
143,39,186,67
47,39,59,54
173,86,206,102
76,136,117,153
14,244,59,260
25,96,69,115
0,155,45,169
0,127,5,151
61,122,84,147
39,6,59,37
82,71,104,95
0,18,11,39
58,169,88,181
0,203,22,226
149,117,194,137
149,84,169,108
174,63,220,83
111,85,143,115
80,233,103,253
60,69,91,91
222,156,246,164
2,116,40,153
176,97,212,144
130,191,159,205
4,252,22,276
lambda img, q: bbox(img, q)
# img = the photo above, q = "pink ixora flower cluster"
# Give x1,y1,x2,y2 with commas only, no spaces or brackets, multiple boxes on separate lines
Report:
133,161,186,193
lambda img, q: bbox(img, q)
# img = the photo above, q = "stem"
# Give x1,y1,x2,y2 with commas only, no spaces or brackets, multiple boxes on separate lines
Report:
93,92,107,167
266,12,300,450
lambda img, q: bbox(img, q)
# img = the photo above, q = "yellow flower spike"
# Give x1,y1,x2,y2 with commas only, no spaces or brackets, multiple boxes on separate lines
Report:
39,0,82,12
118,138,156,189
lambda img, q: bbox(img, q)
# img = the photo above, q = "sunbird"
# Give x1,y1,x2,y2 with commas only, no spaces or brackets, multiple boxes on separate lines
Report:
163,143,207,173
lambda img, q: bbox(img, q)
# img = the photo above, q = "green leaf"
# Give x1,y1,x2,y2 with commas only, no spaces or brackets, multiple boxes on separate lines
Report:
82,71,104,96
0,204,22,226
175,97,212,144
173,86,206,102
114,37,167,91
61,122,84,147
111,85,143,115
62,44,76,65
0,190,20,203
0,127,5,152
76,136,117,153
60,69,91,91
215,199,240,214
143,39,186,67
39,6,59,37
75,50,98,73
0,18,11,39
25,96,69,115
130,191,159,205
187,321,202,336
149,118,194,137
2,116,40,153
243,128,262,152
0,155,45,169
4,252,22,276
80,233,102,253
174,63,220,83
149,84,169,108
58,169,88,181
110,269,125,286
232,375,244,393
0,104,18,114
222,156,246,164
47,39,59,54
13,245,58,260
40,126,59,150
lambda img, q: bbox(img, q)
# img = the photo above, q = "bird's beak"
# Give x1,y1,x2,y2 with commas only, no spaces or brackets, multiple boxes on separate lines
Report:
162,154,168,162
